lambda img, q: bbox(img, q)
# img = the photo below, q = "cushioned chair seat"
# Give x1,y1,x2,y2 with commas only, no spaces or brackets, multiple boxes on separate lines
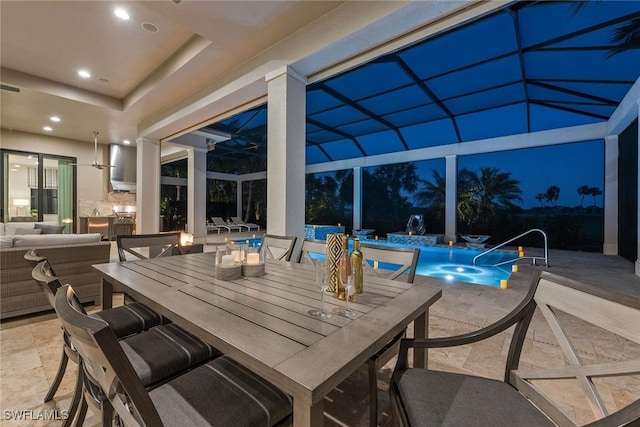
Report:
150,356,292,427
91,302,165,339
121,323,220,386
394,369,554,426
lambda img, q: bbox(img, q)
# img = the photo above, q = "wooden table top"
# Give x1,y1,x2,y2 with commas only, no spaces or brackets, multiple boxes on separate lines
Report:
93,252,442,409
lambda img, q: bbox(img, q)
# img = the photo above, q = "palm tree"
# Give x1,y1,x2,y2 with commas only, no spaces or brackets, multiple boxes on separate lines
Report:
457,167,523,231
577,185,590,208
535,193,546,208
415,169,446,208
545,185,560,208
588,187,603,207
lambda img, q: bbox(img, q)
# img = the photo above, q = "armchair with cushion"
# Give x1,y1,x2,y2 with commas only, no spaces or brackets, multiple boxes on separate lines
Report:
54,283,293,427
390,271,640,426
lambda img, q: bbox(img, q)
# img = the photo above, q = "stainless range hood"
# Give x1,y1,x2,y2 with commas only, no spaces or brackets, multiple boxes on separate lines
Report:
110,145,136,193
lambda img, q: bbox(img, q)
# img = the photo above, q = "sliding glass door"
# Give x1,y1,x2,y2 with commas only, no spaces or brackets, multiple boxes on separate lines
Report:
1,150,77,232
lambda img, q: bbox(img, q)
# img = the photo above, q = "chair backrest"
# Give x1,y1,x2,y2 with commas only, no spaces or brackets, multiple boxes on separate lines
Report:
30,259,64,308
54,284,162,426
359,243,419,283
507,272,640,426
211,217,227,226
297,238,326,265
261,234,298,262
24,248,48,267
116,232,181,262
231,216,243,224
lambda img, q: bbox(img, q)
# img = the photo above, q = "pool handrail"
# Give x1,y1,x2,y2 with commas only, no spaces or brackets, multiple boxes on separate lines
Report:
472,228,548,267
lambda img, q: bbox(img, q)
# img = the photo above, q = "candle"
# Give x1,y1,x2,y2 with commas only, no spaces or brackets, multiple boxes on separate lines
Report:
252,234,256,238
448,240,453,246
224,237,228,242
375,235,379,240
408,231,413,236
517,246,523,252
519,251,525,257
231,250,241,263
246,253,260,265
500,279,508,289
337,223,341,227
512,265,518,272
221,255,235,266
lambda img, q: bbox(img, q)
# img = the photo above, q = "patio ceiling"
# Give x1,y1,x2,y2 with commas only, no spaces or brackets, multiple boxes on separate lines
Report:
203,1,640,167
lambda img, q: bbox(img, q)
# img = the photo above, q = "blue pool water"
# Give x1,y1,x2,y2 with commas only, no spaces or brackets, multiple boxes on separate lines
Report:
235,238,516,287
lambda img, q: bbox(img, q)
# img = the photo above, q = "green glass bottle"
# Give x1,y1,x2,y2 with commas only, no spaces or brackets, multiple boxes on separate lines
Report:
351,238,364,294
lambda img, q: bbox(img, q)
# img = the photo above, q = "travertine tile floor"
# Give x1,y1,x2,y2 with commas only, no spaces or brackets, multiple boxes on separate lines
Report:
1,243,639,426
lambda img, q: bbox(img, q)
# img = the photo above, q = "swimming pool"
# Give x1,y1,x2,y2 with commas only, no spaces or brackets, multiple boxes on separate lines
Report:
234,238,516,287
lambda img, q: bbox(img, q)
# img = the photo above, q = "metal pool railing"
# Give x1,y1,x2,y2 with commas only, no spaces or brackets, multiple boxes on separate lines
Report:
472,229,549,267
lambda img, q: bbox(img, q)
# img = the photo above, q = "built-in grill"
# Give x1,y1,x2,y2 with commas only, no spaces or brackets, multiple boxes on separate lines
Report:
113,207,136,236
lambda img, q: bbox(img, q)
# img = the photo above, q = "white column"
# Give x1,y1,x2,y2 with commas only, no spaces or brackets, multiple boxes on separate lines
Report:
445,155,457,242
265,65,307,242
636,100,640,276
353,166,362,231
136,137,161,234
187,147,207,243
603,135,619,255
237,179,243,220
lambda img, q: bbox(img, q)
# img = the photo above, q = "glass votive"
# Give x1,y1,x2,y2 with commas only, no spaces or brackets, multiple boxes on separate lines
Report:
500,279,508,289
215,246,241,280
242,246,265,276
512,264,519,272
245,246,263,265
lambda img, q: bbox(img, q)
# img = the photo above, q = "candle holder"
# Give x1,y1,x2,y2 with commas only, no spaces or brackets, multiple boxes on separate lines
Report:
242,247,265,277
215,246,242,280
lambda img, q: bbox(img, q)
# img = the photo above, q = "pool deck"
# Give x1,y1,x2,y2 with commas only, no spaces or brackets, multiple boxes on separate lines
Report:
1,235,639,426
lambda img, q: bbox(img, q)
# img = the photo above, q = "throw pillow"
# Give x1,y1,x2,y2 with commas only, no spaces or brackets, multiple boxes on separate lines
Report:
14,228,42,235
34,224,65,234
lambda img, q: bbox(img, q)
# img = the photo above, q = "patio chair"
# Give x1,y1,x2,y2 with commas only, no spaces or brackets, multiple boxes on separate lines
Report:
390,271,640,426
231,216,260,231
35,262,221,426
54,283,293,427
25,258,212,426
211,216,242,233
116,231,181,261
261,234,297,262
357,243,420,427
296,238,326,265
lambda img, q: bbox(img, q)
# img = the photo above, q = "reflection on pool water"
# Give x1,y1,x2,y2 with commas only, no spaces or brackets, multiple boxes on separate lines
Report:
234,238,516,287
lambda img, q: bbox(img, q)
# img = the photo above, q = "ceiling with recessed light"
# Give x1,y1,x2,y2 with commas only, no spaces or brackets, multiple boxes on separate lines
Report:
0,1,347,146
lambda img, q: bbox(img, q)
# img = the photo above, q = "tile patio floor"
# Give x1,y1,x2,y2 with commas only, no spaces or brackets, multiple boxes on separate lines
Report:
1,239,639,426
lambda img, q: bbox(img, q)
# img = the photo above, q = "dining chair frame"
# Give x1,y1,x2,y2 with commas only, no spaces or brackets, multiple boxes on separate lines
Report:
261,234,298,262
389,271,640,426
116,231,181,262
296,238,327,265
357,243,420,427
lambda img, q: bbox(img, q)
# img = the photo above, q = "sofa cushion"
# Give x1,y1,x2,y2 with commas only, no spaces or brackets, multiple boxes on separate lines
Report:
0,236,13,248
12,233,102,247
14,228,42,235
35,223,65,234
2,222,60,236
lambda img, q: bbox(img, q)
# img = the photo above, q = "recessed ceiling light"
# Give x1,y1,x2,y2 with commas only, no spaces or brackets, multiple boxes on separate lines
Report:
10,169,18,172
114,8,130,20
98,77,110,83
142,22,159,33
50,116,61,122
13,164,20,168
123,140,131,145
78,70,91,78
43,126,53,131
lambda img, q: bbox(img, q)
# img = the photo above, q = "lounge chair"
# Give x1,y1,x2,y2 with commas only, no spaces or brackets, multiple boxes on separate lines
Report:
211,217,242,233
231,216,260,231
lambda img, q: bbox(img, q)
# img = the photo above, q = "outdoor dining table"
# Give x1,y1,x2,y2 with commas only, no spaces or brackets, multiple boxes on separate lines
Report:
94,252,442,427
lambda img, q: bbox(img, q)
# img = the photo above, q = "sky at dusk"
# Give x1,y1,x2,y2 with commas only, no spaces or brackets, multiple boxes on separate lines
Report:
414,139,604,210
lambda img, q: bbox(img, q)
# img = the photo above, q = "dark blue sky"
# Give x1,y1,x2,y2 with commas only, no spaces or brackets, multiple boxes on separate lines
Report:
414,139,604,209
